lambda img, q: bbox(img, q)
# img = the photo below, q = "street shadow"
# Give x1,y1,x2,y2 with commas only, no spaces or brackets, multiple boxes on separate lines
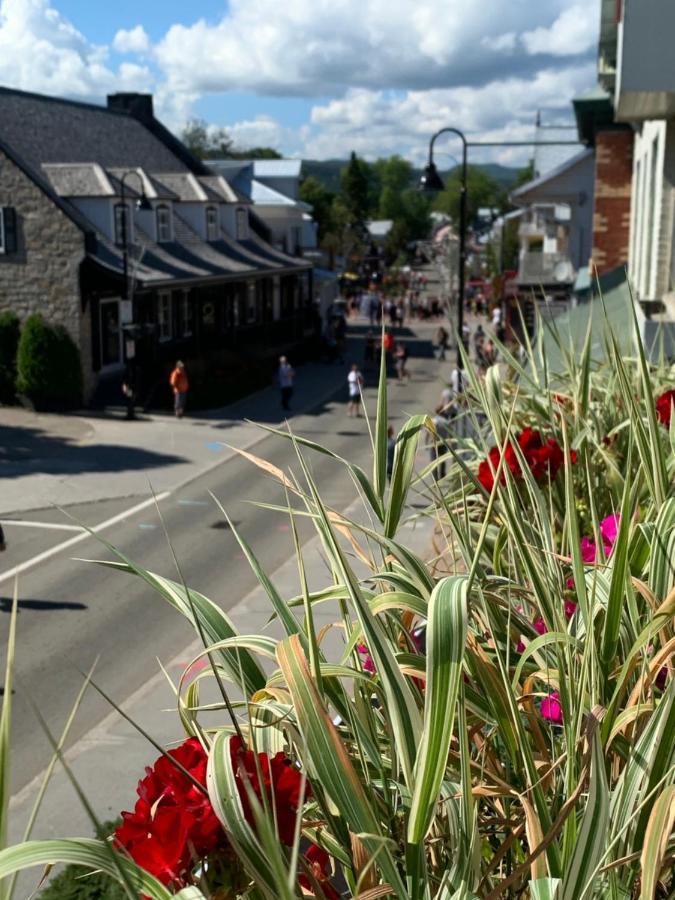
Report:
0,423,186,480
0,597,87,612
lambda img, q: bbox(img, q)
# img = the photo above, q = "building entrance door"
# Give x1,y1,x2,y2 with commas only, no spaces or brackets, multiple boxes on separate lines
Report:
100,299,122,368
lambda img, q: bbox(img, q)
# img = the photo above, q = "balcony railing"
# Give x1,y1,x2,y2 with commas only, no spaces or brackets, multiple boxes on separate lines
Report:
518,252,574,285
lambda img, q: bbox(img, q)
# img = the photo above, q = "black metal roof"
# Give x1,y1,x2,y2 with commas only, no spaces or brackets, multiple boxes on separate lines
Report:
0,86,194,175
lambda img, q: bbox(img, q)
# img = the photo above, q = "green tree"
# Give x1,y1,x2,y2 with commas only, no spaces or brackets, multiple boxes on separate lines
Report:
181,118,234,159
340,152,371,225
514,159,535,187
433,166,506,223
0,310,20,403
180,118,281,160
299,176,336,240
16,315,82,410
374,155,413,219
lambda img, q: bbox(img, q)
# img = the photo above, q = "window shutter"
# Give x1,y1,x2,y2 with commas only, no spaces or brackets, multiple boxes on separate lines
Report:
2,207,17,253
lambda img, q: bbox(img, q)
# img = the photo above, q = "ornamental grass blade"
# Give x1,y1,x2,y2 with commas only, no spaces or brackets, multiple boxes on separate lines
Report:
0,840,171,900
0,582,17,884
407,576,468,845
374,324,389,503
206,731,294,900
560,723,609,900
87,560,266,697
292,441,422,787
277,635,407,900
639,784,675,900
384,414,430,538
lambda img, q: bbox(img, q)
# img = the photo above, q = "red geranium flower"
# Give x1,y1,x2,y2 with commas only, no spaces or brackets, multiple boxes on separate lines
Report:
115,738,224,888
229,736,308,845
299,845,341,900
478,429,571,492
655,389,675,428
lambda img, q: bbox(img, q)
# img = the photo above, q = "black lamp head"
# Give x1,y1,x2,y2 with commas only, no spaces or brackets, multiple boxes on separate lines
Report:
419,161,445,193
136,192,153,212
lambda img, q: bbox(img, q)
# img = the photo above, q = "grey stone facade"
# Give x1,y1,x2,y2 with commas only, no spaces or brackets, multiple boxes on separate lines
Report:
0,148,93,395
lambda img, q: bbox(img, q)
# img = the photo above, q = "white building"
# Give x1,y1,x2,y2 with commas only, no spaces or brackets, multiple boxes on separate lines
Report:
209,159,317,256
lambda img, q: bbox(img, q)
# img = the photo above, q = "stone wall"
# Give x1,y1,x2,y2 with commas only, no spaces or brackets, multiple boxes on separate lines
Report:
591,129,634,275
0,148,93,396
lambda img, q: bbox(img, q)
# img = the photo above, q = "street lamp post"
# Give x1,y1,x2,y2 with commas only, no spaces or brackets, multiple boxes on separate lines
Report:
420,128,467,367
419,132,582,368
118,171,151,418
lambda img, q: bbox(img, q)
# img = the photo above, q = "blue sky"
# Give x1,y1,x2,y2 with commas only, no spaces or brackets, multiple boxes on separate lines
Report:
0,0,600,163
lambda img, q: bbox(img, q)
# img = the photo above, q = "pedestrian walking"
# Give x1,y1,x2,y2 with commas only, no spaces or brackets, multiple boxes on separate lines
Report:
394,342,410,384
0,523,6,552
434,325,449,360
474,324,486,366
122,380,135,420
278,355,295,411
427,409,452,481
347,363,364,417
169,360,189,418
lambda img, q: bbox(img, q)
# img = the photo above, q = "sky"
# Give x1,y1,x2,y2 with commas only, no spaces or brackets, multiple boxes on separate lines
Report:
0,0,599,164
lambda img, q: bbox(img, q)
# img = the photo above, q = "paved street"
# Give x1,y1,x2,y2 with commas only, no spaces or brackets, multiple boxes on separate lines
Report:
0,319,449,819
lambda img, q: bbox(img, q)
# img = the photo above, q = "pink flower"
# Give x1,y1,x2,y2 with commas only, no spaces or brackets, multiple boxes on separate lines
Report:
356,643,375,674
533,618,547,636
564,600,577,620
540,692,563,725
516,639,526,654
600,513,619,546
580,537,598,563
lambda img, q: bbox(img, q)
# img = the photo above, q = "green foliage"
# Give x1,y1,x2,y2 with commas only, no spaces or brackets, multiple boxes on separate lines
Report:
433,164,507,222
16,315,82,410
37,822,125,899
180,118,281,161
0,311,20,403
339,151,372,225
298,176,335,240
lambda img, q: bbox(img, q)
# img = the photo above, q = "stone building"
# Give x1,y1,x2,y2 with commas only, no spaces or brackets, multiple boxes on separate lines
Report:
0,87,313,406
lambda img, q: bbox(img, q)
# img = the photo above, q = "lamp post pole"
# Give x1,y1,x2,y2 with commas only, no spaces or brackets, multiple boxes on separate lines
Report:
420,133,582,368
427,128,468,367
118,171,150,418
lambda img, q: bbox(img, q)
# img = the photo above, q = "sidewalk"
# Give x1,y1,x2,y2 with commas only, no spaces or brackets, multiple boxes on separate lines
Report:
0,335,362,516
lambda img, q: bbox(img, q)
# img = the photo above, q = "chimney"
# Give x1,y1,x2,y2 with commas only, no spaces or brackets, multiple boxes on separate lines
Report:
107,93,154,122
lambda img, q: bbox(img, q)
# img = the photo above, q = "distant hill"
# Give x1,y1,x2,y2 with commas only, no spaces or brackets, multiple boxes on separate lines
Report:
301,159,523,192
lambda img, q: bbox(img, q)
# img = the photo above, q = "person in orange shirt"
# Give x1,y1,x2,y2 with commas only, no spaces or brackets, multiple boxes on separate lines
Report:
169,360,189,418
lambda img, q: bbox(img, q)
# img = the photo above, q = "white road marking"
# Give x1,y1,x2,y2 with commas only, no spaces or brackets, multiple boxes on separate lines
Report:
0,520,84,532
0,492,171,587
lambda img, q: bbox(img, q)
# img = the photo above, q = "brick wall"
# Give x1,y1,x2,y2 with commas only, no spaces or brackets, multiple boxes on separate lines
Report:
591,129,634,275
0,148,93,396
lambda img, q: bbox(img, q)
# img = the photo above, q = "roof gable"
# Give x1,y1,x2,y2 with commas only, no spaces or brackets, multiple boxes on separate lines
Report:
0,86,192,176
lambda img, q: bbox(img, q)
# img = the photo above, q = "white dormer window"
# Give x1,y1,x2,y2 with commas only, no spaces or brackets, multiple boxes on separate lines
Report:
156,205,171,243
236,207,249,240
114,203,132,245
206,206,219,241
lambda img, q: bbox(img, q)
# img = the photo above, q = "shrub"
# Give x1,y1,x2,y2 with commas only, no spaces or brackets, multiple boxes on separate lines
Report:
16,314,82,410
0,310,20,403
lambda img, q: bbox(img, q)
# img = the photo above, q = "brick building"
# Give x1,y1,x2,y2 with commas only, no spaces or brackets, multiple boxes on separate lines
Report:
0,87,314,406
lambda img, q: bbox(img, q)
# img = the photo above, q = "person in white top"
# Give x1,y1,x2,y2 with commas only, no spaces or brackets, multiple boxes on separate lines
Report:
278,356,295,411
347,363,364,417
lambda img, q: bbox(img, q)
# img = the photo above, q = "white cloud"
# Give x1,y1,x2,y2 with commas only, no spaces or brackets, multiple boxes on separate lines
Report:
0,0,152,98
0,0,599,167
301,62,596,163
522,4,598,56
154,0,599,99
112,25,149,55
481,32,517,53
